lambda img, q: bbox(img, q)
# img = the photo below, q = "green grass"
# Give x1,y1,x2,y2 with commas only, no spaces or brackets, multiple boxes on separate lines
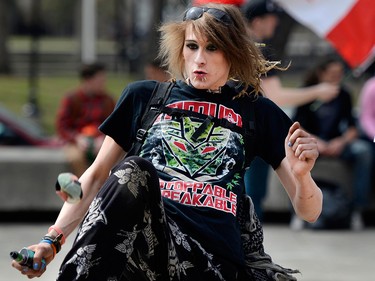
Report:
1,71,364,137
0,73,134,135
9,36,117,54
2,36,133,135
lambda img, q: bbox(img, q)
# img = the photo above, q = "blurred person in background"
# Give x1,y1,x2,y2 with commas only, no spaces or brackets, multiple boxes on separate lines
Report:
144,58,171,81
358,71,375,185
56,62,116,177
241,0,339,221
293,57,373,230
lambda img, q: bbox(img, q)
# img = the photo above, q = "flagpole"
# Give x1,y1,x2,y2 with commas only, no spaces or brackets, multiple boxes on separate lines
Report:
353,47,375,77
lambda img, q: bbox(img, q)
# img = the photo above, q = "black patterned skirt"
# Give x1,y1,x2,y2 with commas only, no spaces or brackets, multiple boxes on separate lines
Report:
57,156,298,281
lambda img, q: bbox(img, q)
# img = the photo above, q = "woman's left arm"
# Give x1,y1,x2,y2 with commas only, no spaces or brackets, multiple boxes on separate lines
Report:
275,122,323,222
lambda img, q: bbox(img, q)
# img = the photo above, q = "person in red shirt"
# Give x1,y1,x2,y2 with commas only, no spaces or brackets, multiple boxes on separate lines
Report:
56,63,115,176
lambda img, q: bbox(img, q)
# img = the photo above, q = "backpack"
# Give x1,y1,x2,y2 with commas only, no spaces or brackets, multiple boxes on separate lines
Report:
126,81,256,167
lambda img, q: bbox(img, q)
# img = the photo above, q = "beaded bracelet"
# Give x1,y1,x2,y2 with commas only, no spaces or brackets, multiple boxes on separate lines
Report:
48,225,66,245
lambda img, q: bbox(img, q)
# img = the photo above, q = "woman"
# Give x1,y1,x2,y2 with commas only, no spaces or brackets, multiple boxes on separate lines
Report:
12,4,322,280
293,57,372,230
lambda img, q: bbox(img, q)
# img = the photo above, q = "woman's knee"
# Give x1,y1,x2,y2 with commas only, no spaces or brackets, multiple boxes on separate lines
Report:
81,156,161,226
99,156,161,218
111,156,159,190
125,156,159,175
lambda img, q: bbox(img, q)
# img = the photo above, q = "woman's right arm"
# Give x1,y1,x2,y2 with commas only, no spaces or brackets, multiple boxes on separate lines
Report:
261,76,339,107
54,136,126,237
12,136,126,278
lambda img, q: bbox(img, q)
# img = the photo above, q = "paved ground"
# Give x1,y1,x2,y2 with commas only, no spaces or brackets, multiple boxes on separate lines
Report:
1,223,373,281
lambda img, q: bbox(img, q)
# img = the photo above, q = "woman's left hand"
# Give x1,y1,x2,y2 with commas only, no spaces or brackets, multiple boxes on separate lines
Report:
285,122,318,177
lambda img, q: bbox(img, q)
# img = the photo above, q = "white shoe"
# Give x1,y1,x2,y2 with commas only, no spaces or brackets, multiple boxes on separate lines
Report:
290,214,304,231
350,211,364,231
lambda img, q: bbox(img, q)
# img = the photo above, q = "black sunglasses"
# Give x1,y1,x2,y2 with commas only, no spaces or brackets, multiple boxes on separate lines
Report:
183,7,232,26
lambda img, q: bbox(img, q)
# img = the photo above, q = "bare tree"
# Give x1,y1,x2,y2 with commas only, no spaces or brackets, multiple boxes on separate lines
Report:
0,0,11,74
143,0,188,72
147,0,165,60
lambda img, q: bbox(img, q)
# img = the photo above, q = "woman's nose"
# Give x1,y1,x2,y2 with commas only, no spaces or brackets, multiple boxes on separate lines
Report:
194,49,206,65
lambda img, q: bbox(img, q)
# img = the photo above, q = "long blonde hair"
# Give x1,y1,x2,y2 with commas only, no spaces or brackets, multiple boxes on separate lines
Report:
158,4,281,97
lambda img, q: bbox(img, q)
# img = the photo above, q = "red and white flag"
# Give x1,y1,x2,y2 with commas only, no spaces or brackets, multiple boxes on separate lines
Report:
275,0,375,70
193,0,244,6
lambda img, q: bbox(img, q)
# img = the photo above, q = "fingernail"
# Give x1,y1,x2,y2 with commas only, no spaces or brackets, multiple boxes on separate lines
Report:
33,262,39,270
41,262,46,270
22,267,29,272
288,141,292,147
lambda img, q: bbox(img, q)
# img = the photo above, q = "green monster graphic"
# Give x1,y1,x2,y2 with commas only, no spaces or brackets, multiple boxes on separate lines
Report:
161,116,230,177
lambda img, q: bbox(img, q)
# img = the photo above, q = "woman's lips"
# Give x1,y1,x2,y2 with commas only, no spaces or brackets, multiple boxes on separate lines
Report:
194,71,207,79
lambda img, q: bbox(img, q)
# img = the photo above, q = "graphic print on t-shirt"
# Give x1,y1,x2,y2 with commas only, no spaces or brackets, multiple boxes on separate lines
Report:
161,116,230,177
140,100,245,215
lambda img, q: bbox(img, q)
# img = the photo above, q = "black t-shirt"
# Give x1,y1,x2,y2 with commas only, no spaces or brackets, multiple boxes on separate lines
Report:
293,87,355,140
100,79,292,267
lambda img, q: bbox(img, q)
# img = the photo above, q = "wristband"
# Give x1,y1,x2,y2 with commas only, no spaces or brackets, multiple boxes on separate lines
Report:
48,225,66,245
42,234,63,254
40,238,56,257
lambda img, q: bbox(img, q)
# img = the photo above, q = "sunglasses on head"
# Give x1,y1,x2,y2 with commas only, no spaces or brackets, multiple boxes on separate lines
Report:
183,7,232,26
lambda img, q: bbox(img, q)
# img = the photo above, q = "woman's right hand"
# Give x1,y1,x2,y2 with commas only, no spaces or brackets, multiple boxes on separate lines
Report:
11,136,126,278
314,82,339,102
11,243,55,278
